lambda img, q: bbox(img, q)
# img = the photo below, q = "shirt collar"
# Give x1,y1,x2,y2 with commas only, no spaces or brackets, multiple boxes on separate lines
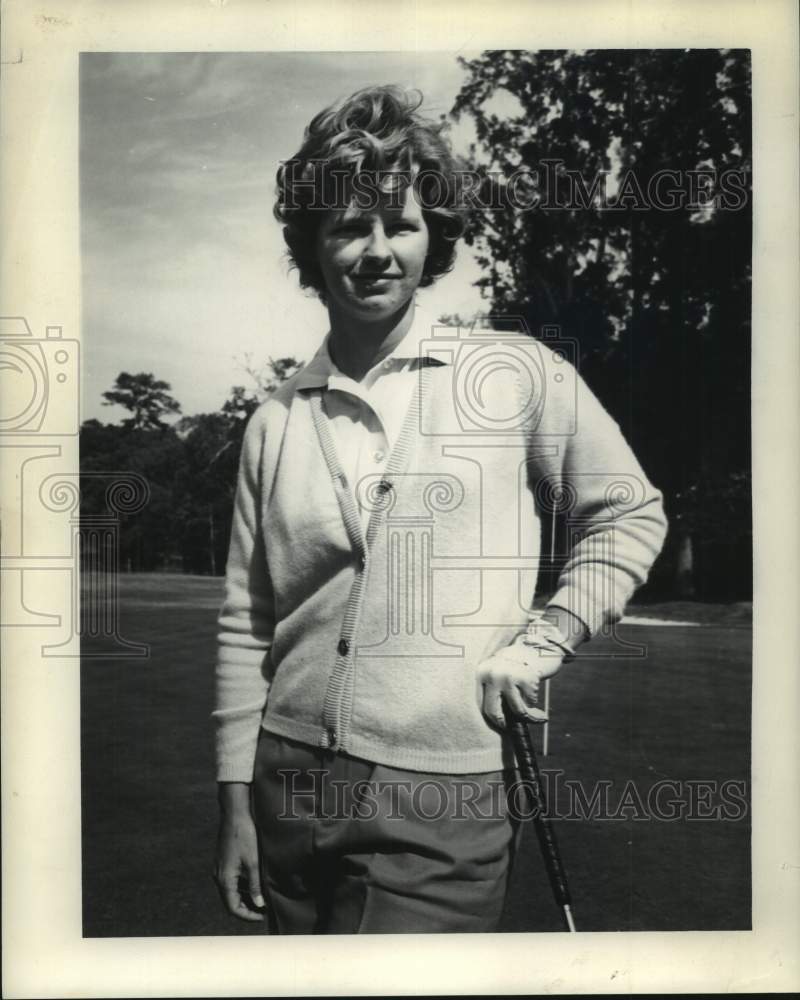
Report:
294,335,336,391
295,313,450,391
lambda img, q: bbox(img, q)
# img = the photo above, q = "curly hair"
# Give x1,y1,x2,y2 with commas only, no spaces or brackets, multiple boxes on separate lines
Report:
274,85,466,300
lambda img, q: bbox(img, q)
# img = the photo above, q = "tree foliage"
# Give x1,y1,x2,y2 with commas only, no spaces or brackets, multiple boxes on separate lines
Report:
102,372,182,430
450,49,752,598
82,359,300,574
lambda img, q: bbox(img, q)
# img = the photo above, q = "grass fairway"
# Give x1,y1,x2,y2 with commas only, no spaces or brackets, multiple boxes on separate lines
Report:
81,575,750,936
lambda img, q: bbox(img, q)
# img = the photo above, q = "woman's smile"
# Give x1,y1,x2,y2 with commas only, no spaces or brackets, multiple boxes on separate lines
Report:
350,274,402,296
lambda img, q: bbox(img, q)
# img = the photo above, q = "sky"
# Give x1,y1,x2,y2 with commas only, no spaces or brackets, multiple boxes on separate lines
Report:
79,51,490,424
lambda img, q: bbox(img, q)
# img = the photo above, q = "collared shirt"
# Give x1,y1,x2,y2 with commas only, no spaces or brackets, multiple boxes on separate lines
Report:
295,319,441,528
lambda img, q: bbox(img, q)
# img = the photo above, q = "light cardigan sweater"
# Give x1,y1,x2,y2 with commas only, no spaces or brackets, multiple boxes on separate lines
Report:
214,327,668,781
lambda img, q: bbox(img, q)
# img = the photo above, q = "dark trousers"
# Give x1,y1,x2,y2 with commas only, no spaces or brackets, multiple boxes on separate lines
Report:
252,730,522,934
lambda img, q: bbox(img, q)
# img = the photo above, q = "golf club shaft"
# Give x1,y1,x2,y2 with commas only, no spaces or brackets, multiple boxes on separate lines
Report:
504,702,576,932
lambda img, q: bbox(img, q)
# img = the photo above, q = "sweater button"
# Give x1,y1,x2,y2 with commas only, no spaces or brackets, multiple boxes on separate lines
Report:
337,638,349,656
327,727,337,746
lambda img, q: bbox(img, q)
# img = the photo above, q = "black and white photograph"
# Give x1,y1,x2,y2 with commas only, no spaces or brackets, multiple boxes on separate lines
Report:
77,46,752,937
2,1,798,996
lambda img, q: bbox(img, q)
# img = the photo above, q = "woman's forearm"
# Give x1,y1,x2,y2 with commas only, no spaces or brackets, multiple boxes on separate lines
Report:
218,781,252,818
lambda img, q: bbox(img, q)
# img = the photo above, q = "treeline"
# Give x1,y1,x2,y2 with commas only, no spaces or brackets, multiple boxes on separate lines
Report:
80,363,300,575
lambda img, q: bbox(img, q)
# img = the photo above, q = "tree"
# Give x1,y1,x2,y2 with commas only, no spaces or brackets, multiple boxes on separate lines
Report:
102,372,182,430
172,413,232,574
450,49,752,599
216,355,303,464
233,354,304,400
172,356,303,575
83,359,302,574
80,417,188,571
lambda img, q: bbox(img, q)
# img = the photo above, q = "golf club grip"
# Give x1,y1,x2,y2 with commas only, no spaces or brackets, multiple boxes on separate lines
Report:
506,712,572,908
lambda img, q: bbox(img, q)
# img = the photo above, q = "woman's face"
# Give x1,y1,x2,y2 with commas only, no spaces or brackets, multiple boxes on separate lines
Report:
315,183,430,324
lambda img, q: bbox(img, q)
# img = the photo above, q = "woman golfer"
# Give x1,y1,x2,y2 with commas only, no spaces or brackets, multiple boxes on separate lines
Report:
213,84,667,933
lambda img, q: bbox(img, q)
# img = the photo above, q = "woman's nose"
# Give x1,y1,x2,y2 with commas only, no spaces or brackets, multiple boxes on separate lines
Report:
363,224,392,264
